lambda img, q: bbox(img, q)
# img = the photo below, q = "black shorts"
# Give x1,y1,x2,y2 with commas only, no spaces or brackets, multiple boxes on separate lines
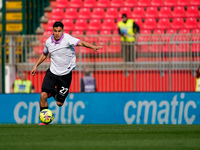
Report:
42,69,72,103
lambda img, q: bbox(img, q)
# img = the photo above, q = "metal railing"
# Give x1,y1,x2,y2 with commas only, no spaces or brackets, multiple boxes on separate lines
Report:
1,33,199,93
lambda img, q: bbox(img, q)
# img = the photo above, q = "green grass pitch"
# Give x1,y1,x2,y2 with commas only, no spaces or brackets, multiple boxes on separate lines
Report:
0,124,200,150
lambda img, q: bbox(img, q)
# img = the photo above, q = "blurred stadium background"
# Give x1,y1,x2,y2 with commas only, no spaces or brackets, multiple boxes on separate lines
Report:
0,0,200,93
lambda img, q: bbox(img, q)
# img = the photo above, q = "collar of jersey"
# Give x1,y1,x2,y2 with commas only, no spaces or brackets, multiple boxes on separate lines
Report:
51,34,64,45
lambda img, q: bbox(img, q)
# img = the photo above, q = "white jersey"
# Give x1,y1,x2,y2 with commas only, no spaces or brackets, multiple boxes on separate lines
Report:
43,33,80,75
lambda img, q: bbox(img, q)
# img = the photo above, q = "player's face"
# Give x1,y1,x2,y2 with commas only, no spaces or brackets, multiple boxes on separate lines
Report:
53,27,64,41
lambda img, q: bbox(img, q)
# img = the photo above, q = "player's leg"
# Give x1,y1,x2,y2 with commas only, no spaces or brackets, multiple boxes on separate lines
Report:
56,71,72,107
40,69,57,111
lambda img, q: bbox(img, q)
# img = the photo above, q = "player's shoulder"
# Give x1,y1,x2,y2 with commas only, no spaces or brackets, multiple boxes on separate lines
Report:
63,33,74,39
45,36,52,45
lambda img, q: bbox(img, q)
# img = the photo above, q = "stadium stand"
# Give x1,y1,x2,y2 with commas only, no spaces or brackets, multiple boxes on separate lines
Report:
64,8,78,20
91,8,105,19
189,0,200,6
137,0,151,7
74,19,88,30
151,0,164,7
184,18,198,29
96,0,111,8
50,8,64,20
83,0,97,8
78,8,91,19
110,0,124,8
68,0,83,8
163,0,177,7
54,0,68,9
186,6,199,17
171,18,184,29
131,7,145,19
29,0,200,92
105,8,119,19
145,7,159,18
172,6,185,18
177,0,190,6
124,0,137,7
88,19,102,30
157,18,170,30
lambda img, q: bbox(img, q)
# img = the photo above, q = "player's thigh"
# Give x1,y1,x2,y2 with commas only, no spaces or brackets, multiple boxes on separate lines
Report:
57,72,72,102
42,69,56,94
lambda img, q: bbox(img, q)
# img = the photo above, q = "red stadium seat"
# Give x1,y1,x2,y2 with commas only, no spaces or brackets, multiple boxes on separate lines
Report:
98,30,112,44
45,19,58,31
140,29,151,34
171,18,184,29
189,0,200,6
86,30,98,35
153,29,164,34
145,7,159,18
102,19,117,30
163,0,177,7
83,0,97,8
62,19,74,31
177,0,190,6
68,0,83,8
64,8,78,19
85,30,98,44
105,8,119,19
131,7,145,18
192,29,200,34
124,0,137,7
43,30,52,36
172,6,185,18
96,0,110,8
54,0,68,9
74,19,88,30
78,8,91,19
186,6,199,17
71,30,84,36
110,0,124,8
157,18,170,30
137,0,151,7
88,19,102,30
100,30,112,35
50,8,64,20
91,8,105,19
158,7,172,18
133,18,143,29
119,7,132,18
143,18,157,30
151,0,164,7
166,29,177,34
184,18,197,29
179,29,190,34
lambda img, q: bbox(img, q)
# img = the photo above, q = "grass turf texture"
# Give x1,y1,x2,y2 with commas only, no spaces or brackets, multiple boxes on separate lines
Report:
0,125,200,150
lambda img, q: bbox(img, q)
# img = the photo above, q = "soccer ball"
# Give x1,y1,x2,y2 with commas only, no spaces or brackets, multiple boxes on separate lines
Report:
39,109,54,124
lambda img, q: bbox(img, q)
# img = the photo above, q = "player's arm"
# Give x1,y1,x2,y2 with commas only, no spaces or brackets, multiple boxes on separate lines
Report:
31,53,48,75
77,41,102,52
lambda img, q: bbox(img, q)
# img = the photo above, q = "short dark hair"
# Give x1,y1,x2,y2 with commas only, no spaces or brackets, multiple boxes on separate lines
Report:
122,13,127,18
53,22,64,29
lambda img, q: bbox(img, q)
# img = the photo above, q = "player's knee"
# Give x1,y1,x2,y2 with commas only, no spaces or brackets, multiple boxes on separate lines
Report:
40,92,48,101
57,101,63,107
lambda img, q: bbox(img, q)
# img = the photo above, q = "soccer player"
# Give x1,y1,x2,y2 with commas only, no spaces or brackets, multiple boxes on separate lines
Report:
31,22,102,125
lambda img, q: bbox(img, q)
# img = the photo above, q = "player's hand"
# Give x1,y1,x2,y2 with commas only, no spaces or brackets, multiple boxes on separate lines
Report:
31,66,37,76
93,46,103,52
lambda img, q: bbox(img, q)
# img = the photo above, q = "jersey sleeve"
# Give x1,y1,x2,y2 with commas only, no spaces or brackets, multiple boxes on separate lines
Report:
43,42,49,55
67,34,81,46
